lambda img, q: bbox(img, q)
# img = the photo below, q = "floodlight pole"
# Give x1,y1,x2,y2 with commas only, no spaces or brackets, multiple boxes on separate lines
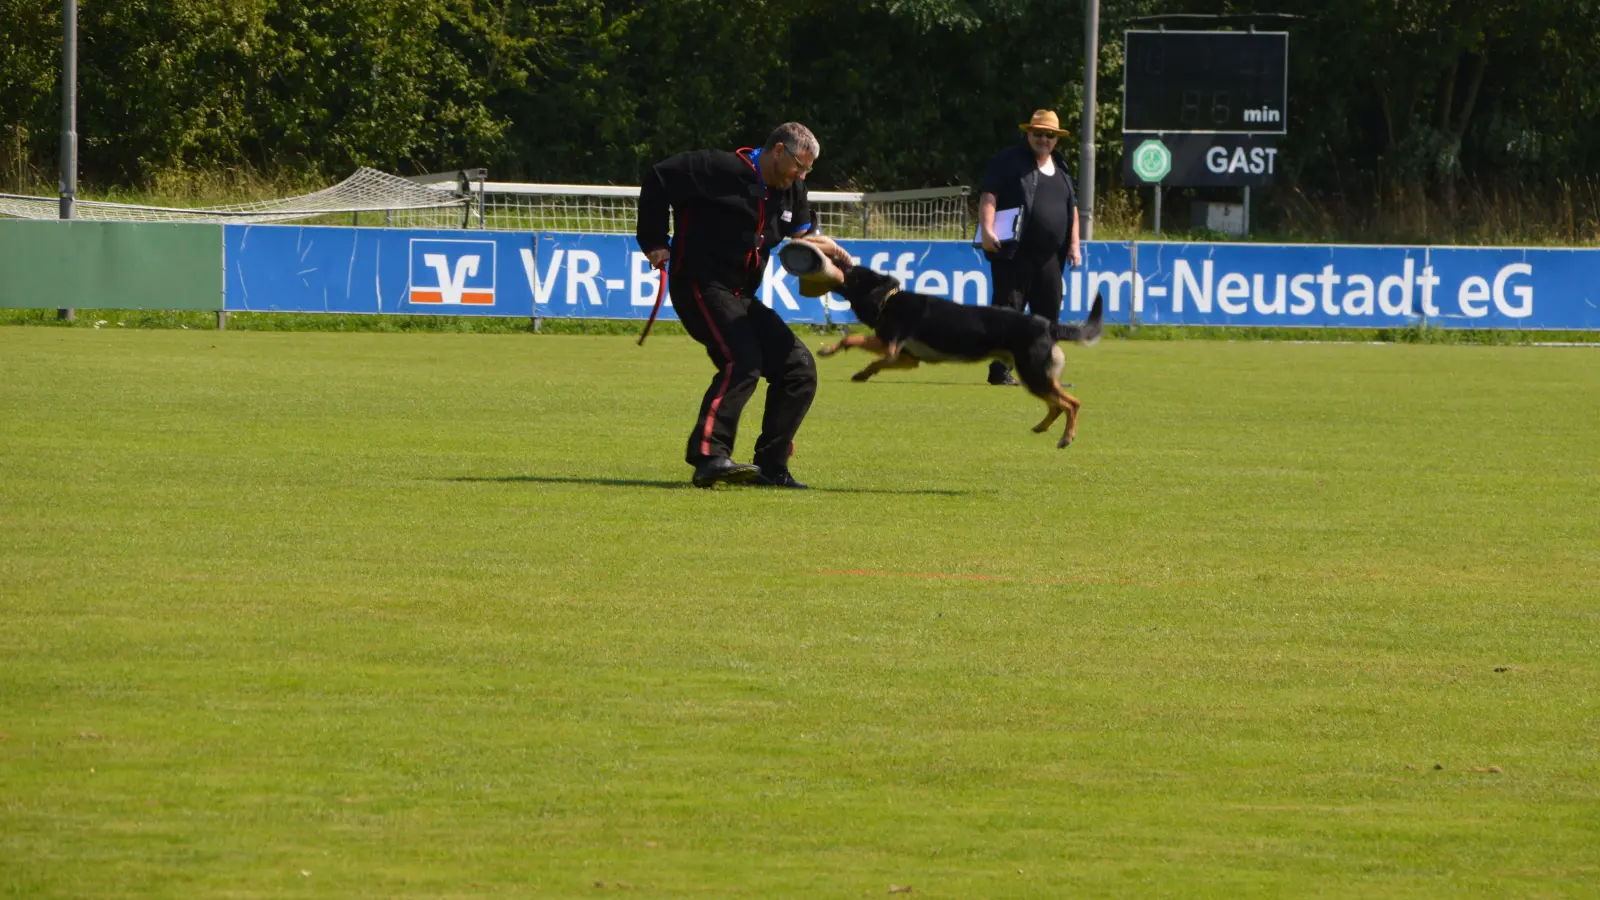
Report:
1079,0,1099,241
60,0,77,220
59,0,78,322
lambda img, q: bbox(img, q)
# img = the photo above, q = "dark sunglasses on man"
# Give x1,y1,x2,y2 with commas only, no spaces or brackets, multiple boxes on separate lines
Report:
782,145,814,176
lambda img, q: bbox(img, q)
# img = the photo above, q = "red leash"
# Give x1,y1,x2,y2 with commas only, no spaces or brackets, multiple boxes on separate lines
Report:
637,267,667,346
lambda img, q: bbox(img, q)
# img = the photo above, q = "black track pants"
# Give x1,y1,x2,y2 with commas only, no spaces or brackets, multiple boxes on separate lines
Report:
671,279,817,469
988,250,1063,379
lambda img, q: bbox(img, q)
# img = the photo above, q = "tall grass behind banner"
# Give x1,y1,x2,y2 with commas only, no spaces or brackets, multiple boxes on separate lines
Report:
1261,177,1600,247
3,125,40,193
72,166,343,210
1087,178,1600,247
5,162,1598,251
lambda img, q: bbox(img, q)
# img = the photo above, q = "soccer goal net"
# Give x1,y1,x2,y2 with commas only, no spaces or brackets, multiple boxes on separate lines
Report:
0,167,472,225
388,181,972,240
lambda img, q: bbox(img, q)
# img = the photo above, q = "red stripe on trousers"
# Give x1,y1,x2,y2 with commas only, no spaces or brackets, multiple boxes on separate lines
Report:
691,280,737,458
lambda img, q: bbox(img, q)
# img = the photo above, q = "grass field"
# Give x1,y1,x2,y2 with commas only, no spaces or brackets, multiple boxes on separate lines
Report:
2,327,1598,897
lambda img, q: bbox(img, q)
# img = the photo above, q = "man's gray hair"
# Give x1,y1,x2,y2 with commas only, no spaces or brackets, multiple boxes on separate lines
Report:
764,122,819,158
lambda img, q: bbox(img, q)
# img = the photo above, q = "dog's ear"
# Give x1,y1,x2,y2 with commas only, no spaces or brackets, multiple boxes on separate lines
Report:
836,266,898,325
846,266,896,294
841,265,877,295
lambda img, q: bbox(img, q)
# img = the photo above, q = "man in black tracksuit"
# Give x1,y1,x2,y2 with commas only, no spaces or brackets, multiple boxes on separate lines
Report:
977,109,1082,386
636,122,820,489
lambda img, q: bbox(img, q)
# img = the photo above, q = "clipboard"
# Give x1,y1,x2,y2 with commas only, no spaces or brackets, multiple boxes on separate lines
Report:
972,206,1021,246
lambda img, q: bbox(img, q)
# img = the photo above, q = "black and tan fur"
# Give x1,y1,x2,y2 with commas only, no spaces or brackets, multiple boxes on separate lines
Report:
818,265,1104,448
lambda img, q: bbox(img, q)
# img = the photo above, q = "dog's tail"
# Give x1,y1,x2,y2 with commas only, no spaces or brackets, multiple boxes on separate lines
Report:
1051,293,1104,346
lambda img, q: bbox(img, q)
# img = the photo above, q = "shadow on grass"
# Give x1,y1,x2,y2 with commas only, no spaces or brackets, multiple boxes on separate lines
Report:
823,379,1011,387
819,376,1077,388
444,475,983,496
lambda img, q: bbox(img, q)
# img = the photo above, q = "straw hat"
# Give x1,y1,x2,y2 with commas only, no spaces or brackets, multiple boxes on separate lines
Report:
1019,109,1068,136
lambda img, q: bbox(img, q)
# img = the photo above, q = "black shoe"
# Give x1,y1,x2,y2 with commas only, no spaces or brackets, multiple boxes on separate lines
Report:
987,362,1017,386
691,457,762,488
756,467,809,489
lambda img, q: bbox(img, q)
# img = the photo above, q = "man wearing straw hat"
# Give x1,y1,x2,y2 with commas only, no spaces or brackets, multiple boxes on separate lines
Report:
976,109,1082,386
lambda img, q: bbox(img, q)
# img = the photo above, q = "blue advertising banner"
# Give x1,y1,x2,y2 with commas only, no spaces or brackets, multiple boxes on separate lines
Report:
1115,242,1598,330
225,225,1600,330
225,225,537,316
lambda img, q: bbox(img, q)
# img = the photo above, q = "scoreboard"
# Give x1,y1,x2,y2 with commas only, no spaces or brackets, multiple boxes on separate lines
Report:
1123,30,1288,134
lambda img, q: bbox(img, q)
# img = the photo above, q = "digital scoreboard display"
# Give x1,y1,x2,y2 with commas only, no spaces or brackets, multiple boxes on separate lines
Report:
1123,31,1288,134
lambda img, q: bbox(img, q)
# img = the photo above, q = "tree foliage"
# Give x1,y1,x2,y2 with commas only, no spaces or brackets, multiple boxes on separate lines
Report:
1,0,1597,203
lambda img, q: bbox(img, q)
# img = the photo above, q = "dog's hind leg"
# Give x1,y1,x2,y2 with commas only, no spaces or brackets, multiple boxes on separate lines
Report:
1055,389,1082,448
1029,344,1067,435
1032,395,1063,434
1038,344,1084,448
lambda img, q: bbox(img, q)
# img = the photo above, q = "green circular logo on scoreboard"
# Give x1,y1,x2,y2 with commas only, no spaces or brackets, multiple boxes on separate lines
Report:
1132,139,1172,182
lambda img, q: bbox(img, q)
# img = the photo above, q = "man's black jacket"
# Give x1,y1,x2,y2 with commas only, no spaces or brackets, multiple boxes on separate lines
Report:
978,143,1078,264
636,148,811,294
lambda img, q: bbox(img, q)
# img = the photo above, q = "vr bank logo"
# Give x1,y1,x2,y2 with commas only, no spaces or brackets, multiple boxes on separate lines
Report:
409,239,496,305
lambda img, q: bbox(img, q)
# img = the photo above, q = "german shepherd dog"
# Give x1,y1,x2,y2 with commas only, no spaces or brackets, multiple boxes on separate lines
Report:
817,264,1104,449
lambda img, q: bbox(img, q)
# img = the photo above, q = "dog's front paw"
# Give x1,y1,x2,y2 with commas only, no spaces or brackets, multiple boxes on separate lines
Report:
851,368,876,382
1057,433,1075,449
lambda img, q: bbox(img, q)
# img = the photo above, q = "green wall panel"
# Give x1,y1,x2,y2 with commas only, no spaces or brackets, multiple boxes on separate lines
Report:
0,220,222,310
